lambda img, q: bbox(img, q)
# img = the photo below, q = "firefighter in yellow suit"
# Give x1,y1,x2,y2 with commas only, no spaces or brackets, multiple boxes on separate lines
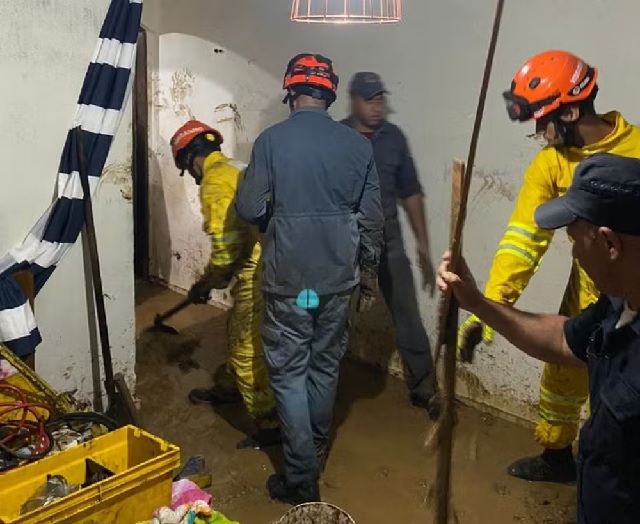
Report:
458,50,640,482
170,120,279,450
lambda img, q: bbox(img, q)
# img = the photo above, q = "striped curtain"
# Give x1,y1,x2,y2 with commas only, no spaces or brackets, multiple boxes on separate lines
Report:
0,0,143,356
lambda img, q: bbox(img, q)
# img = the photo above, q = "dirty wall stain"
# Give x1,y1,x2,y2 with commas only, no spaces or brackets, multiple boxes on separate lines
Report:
214,103,244,133
170,69,196,119
102,163,133,202
151,71,169,111
457,366,490,398
469,168,517,209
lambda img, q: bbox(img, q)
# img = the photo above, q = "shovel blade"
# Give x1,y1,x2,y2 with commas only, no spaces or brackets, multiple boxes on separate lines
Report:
150,312,181,335
150,321,180,335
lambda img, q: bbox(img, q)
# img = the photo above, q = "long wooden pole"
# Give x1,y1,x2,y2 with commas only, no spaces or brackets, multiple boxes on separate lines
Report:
434,160,465,524
432,0,506,522
433,0,506,369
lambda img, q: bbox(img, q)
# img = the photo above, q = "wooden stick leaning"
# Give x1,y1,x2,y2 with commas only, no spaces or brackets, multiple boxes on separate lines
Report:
433,160,465,524
428,0,506,522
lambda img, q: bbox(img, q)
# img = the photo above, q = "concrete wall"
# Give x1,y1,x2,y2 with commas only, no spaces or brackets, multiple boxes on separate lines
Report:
0,1,136,407
144,0,640,422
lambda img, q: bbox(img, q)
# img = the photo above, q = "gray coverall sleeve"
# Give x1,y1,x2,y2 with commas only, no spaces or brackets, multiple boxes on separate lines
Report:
357,156,384,273
236,135,271,229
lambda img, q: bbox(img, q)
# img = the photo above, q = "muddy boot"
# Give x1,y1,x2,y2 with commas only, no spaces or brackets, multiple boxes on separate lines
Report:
410,373,441,421
188,387,241,405
507,446,577,483
267,475,320,506
236,427,282,450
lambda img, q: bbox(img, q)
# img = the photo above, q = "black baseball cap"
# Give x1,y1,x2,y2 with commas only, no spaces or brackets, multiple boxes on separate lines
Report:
349,72,388,100
535,153,640,235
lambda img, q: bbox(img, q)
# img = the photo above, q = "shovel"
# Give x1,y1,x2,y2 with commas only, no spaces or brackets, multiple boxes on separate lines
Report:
150,297,193,335
75,127,140,428
150,276,238,335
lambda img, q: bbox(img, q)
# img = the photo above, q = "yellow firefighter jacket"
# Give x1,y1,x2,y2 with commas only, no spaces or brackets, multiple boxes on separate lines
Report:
484,111,640,317
199,151,260,286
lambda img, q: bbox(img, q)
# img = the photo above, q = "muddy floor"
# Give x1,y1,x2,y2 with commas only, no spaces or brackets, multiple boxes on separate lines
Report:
135,282,576,524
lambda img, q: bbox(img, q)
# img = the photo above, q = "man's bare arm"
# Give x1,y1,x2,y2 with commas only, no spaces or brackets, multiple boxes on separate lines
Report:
470,298,584,367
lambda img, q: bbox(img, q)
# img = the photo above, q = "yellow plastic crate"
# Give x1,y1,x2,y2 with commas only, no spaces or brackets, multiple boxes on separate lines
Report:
0,344,79,423
0,425,180,524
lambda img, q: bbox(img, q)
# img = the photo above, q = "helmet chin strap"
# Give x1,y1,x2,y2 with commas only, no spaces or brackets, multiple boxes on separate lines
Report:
552,118,581,148
283,88,300,110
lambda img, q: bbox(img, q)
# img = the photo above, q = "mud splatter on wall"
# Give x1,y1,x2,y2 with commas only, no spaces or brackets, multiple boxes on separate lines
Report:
151,71,169,111
214,102,244,133
470,168,517,205
102,163,133,202
0,0,136,407
170,68,196,119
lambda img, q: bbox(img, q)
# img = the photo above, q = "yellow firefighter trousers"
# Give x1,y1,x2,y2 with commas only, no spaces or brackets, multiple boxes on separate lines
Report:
534,262,593,449
218,267,277,430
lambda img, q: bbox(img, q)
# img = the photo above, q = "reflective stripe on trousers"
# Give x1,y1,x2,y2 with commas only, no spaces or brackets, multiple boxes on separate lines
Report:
535,265,594,449
226,269,277,430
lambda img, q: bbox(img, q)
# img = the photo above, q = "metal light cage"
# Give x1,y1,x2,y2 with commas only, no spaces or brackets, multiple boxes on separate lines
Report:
291,0,402,24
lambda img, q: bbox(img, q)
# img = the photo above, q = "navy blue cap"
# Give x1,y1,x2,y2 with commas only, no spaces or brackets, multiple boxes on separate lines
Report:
535,153,640,235
349,72,388,100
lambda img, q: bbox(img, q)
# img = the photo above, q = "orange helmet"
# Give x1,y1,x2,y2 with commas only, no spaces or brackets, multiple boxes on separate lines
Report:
170,120,223,174
503,50,598,123
282,53,339,106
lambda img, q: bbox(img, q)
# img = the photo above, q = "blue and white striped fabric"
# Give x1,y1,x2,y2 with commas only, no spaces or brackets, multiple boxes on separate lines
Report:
0,0,143,357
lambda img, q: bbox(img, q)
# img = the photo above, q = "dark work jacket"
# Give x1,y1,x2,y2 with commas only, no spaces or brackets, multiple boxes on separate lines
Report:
341,118,422,247
236,107,384,296
564,295,640,523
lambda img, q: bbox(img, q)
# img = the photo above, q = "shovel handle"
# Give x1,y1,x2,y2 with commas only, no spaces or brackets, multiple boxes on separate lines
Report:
154,298,192,325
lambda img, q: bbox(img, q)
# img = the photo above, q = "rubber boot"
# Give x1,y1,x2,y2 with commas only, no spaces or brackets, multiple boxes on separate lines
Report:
507,446,577,483
267,475,321,506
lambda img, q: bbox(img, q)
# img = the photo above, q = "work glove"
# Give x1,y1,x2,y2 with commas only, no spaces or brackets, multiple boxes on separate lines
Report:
457,314,493,363
357,268,378,313
188,278,214,304
417,244,436,297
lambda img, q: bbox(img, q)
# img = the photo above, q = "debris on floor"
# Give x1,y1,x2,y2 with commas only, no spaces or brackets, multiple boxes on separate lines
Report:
135,283,577,523
0,346,119,474
0,425,180,523
137,479,239,524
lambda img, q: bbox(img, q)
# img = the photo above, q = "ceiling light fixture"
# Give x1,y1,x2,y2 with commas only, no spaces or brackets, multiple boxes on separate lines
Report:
291,0,402,24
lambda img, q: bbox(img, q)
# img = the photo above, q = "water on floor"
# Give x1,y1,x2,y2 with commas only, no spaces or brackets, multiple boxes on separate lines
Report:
135,282,576,524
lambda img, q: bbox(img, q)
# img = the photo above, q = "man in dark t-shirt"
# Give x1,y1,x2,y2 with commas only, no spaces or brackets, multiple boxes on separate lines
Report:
342,72,439,418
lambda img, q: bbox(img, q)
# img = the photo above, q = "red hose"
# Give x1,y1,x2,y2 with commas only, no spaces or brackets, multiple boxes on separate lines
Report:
0,383,52,455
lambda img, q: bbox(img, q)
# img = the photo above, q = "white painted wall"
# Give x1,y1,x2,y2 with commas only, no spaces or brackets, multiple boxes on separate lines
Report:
145,0,640,421
0,1,136,407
